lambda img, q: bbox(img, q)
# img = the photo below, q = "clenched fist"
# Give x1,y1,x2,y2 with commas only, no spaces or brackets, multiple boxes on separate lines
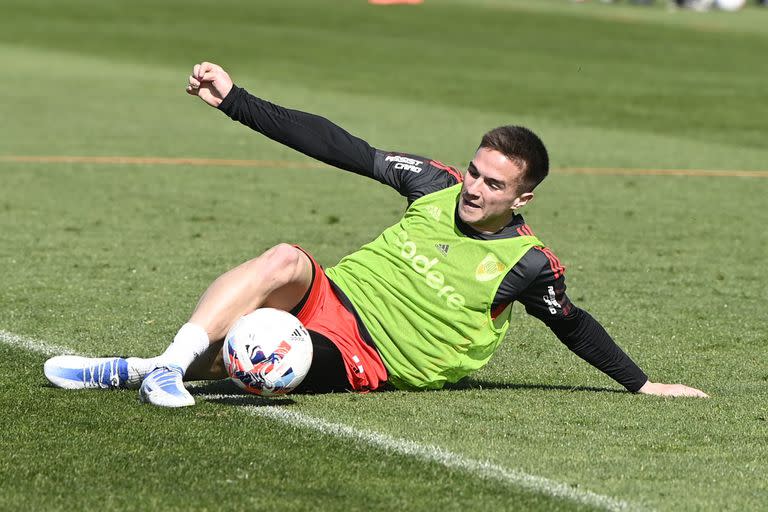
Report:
186,61,234,108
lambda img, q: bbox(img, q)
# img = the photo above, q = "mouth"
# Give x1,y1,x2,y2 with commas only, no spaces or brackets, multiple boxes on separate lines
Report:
461,195,480,209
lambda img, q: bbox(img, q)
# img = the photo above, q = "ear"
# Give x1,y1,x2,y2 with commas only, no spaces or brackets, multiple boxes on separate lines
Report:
511,192,534,210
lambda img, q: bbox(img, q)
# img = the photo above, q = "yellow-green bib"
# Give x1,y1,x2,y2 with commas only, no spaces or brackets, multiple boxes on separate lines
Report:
326,184,543,389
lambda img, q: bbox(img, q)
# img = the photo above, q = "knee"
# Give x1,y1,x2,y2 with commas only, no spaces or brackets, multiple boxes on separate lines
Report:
250,243,307,284
264,243,303,270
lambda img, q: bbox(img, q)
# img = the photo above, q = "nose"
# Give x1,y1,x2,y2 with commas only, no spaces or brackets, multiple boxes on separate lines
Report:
464,177,481,197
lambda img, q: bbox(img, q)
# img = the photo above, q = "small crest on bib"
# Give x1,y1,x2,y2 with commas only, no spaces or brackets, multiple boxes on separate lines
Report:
475,253,506,282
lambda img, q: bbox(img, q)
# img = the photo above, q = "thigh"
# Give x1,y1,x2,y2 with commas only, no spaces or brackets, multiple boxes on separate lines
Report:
185,246,316,382
258,244,314,312
189,243,315,343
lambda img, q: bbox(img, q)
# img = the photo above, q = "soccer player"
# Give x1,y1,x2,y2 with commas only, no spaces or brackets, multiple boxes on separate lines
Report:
44,62,708,406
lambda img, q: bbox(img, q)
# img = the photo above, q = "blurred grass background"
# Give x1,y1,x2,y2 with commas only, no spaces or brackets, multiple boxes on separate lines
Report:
1,1,766,511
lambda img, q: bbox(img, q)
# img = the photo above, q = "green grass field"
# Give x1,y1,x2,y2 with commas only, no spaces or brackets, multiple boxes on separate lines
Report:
1,1,767,510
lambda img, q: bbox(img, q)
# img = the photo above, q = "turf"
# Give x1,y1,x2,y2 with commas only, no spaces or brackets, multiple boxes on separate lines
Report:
1,1,767,511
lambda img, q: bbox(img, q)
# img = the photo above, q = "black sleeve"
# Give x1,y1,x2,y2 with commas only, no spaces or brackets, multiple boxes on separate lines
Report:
218,85,376,178
504,248,648,392
372,150,463,203
217,86,463,198
544,307,648,392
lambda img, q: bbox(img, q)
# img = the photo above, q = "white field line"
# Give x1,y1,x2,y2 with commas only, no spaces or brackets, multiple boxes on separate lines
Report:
2,330,643,512
0,330,80,357
208,399,642,512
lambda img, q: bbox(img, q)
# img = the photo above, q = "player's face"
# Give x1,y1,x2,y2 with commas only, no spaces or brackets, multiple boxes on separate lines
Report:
458,148,534,234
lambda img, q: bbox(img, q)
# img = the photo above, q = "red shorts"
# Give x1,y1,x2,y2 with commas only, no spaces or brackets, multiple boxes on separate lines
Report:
294,248,388,392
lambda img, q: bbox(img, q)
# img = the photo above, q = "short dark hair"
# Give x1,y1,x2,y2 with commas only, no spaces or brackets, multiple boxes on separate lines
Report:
479,126,549,192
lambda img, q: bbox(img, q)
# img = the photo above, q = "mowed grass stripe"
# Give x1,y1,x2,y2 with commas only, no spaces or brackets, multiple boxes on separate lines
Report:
0,155,325,170
0,330,639,512
2,155,766,178
555,168,768,178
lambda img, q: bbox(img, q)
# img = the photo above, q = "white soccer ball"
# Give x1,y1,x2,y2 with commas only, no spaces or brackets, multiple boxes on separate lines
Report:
716,0,745,10
222,308,313,396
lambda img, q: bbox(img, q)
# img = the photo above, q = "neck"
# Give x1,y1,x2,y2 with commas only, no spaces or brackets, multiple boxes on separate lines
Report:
469,213,517,235
455,208,518,236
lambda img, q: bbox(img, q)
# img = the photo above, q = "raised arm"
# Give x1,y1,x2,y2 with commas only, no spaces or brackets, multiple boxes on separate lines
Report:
186,61,376,177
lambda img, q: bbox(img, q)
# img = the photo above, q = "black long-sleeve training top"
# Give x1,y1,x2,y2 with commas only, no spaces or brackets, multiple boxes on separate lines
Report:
217,85,649,392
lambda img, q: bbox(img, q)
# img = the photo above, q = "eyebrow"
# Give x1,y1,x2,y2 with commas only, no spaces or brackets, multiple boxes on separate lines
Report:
468,161,504,188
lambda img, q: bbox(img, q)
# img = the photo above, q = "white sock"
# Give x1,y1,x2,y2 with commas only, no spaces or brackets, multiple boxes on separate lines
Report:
125,356,163,387
157,322,211,375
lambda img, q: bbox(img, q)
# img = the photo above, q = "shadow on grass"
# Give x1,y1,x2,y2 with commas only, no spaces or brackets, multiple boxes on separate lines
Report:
205,394,295,407
188,380,297,407
186,377,625,406
444,379,626,395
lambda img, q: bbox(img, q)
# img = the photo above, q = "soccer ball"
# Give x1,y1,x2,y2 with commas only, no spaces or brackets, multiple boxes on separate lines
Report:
223,308,313,396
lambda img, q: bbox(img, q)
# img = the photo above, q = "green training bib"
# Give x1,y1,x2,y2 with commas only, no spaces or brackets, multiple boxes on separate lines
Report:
326,184,543,389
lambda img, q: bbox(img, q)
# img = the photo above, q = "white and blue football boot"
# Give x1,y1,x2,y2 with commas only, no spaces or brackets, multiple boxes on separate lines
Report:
44,355,139,389
138,366,195,408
